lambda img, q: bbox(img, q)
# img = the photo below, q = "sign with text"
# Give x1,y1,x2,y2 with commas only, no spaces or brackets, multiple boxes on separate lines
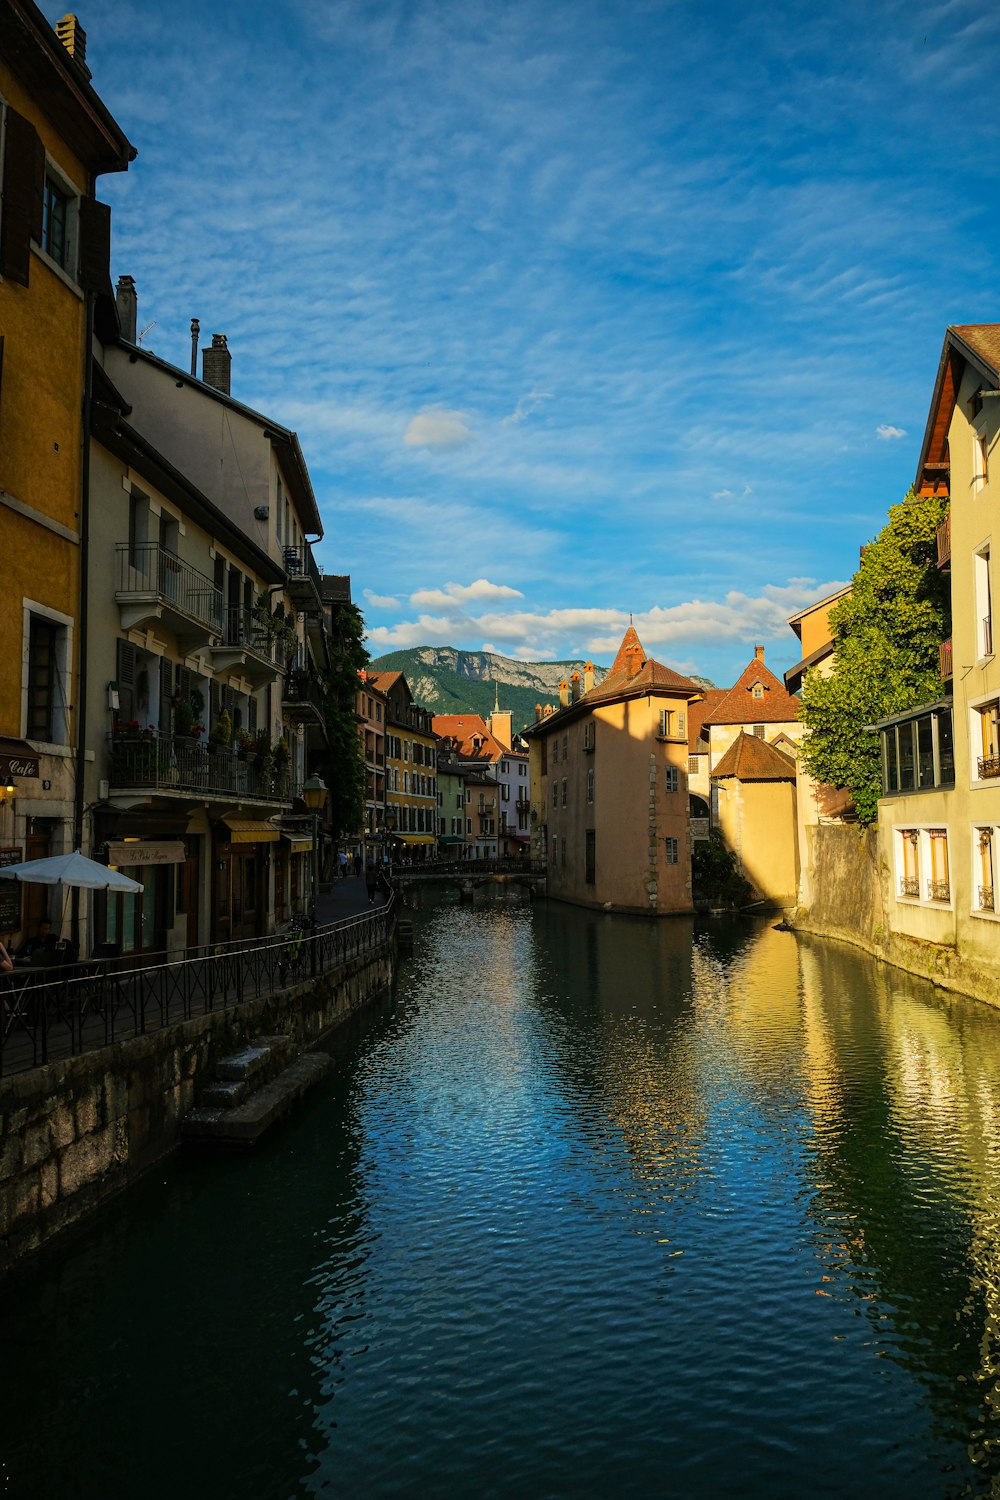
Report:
0,848,21,932
106,841,185,867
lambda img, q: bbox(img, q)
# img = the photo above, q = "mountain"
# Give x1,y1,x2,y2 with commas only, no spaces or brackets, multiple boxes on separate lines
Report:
368,646,608,730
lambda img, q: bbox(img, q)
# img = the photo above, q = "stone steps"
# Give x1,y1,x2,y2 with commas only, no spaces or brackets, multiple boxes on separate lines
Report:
181,1035,330,1147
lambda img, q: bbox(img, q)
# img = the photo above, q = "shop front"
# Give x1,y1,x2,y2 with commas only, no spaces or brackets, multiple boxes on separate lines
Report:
212,817,279,943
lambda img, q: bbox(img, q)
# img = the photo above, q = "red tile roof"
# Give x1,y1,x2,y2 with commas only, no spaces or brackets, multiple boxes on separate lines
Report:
432,714,508,761
703,653,800,726
710,732,796,782
687,690,728,750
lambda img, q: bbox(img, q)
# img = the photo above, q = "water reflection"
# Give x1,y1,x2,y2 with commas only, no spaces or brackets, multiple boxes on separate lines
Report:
7,903,1000,1495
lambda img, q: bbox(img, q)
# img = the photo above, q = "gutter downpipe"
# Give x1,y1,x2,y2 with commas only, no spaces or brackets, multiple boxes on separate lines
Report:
72,244,96,951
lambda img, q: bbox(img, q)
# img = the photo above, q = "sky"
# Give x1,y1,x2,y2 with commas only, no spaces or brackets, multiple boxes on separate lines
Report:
72,0,1000,685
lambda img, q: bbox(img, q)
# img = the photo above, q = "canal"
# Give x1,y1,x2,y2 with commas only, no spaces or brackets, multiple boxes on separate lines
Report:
5,893,1000,1497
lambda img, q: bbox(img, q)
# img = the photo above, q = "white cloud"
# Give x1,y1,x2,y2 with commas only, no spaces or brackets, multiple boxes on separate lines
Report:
503,390,553,425
876,424,906,441
711,488,735,500
409,578,524,608
363,588,400,608
404,408,473,448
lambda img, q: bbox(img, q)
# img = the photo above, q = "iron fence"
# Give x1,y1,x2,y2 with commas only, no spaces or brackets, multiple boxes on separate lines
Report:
0,895,397,1080
115,542,223,633
109,734,293,803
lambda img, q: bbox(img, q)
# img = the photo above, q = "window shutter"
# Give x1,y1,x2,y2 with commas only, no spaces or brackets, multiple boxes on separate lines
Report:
78,197,112,294
116,639,137,721
1,109,45,286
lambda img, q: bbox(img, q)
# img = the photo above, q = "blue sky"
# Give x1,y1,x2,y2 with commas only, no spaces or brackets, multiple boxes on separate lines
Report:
75,0,1000,685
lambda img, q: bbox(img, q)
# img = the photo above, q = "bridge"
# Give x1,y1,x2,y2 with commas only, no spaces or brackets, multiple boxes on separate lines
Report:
392,858,547,894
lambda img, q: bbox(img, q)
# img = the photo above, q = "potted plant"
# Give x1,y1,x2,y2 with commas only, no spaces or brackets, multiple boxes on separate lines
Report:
236,726,255,761
174,697,195,738
210,709,233,754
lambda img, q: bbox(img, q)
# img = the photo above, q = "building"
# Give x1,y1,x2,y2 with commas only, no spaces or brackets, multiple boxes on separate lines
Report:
710,733,799,906
433,710,530,859
84,284,328,949
0,3,134,942
522,627,702,914
372,672,437,860
356,669,387,859
783,587,851,695
869,324,1000,974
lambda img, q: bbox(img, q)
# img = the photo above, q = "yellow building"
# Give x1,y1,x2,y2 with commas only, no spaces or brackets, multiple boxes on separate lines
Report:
783,587,850,694
524,626,700,915
871,324,1000,976
371,672,437,860
710,732,799,907
0,6,133,938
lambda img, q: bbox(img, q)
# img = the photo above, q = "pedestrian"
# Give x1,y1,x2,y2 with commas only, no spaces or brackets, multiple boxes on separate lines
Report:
338,850,348,879
353,853,362,878
365,864,379,906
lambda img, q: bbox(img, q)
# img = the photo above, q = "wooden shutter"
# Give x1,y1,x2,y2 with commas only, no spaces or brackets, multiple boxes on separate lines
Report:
1,108,45,286
116,639,137,722
77,197,112,294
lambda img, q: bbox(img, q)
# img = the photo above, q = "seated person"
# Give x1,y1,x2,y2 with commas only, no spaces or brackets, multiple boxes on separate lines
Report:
15,920,59,964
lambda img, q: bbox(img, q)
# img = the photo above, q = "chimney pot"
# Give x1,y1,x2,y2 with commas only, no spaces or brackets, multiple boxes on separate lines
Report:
190,318,200,377
583,661,595,693
202,332,231,396
754,645,765,662
115,275,137,344
56,14,91,74
570,671,581,702
559,680,571,708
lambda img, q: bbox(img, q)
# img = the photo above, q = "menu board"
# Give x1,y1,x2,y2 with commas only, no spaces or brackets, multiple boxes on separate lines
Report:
0,849,21,934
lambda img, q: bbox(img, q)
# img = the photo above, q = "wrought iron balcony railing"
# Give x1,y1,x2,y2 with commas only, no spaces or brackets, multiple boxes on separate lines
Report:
110,733,292,804
936,513,950,568
222,607,286,669
115,543,223,634
940,638,953,679
282,667,326,722
979,886,995,912
284,543,323,609
978,754,1000,780
927,880,950,902
899,877,920,898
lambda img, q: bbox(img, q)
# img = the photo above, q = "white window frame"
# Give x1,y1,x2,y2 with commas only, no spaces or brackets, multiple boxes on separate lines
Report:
34,156,83,290
973,421,990,495
894,824,952,908
22,599,73,749
972,825,1000,920
664,765,678,793
975,539,993,659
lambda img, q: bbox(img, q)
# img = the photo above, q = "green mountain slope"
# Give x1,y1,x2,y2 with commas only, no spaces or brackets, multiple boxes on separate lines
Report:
368,646,608,731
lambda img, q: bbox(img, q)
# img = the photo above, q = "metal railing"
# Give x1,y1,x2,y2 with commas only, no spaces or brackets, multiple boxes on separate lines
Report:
899,877,920,898
284,543,323,597
0,894,397,1078
115,543,223,633
283,667,326,718
927,880,950,903
979,885,995,912
394,858,546,880
110,733,292,802
223,606,287,670
936,513,951,568
940,638,953,679
978,754,1000,780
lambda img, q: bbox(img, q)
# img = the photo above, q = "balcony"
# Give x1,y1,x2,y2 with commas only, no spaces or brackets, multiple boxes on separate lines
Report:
940,638,953,679
978,754,1000,780
515,797,530,811
208,607,288,686
284,543,323,612
926,880,950,903
282,666,326,727
109,733,292,806
899,877,920,898
980,886,995,912
115,543,222,648
477,800,497,816
936,513,951,568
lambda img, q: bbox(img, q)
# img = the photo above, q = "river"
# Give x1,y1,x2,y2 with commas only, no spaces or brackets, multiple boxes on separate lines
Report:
5,893,1000,1498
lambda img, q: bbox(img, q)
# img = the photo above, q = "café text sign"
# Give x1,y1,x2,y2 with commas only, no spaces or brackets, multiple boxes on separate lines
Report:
106,841,185,867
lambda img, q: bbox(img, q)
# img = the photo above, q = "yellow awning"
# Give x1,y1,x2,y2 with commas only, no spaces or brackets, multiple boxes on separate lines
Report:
221,818,280,844
282,834,314,853
396,833,436,844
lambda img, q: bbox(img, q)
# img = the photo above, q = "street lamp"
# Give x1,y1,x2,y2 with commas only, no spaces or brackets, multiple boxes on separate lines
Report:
302,773,327,972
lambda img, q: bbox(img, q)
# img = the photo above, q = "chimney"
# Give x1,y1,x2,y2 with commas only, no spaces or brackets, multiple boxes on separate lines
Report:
754,645,765,662
584,661,595,694
115,275,137,343
543,704,553,718
202,333,231,395
535,704,542,722
190,318,200,377
559,680,571,708
56,14,91,75
570,671,581,702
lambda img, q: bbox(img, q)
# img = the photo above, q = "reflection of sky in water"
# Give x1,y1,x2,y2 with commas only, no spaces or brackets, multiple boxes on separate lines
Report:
6,903,1000,1495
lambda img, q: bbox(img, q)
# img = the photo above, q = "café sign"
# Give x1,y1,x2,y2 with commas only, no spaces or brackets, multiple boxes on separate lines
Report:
0,738,39,781
106,841,186,867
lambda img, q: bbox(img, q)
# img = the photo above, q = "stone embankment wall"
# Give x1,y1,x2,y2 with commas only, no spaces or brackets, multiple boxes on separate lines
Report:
0,946,394,1277
791,824,1000,1007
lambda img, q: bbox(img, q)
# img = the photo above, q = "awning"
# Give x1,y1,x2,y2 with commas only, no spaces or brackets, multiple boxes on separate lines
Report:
0,738,40,780
220,817,280,844
281,833,314,853
397,833,436,844
438,836,467,845
107,839,185,866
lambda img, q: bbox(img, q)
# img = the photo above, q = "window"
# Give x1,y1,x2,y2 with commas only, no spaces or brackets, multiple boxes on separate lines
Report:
25,608,70,745
658,709,672,738
752,724,765,739
974,429,989,494
976,544,993,658
975,827,997,915
896,827,950,904
665,837,679,864
583,722,595,752
586,768,594,803
552,781,558,810
540,740,547,775
752,683,764,700
688,756,700,774
664,766,678,793
585,830,596,884
551,834,558,865
41,171,71,271
501,783,510,801
561,777,568,807
974,700,1000,780
562,734,568,761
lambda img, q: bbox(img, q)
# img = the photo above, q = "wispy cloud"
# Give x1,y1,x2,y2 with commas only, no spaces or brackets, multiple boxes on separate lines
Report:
876,424,906,441
363,588,400,609
404,409,473,449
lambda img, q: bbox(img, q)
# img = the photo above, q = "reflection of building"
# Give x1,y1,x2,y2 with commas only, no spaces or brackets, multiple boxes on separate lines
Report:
0,8,134,941
524,626,701,914
870,324,1000,978
373,673,437,860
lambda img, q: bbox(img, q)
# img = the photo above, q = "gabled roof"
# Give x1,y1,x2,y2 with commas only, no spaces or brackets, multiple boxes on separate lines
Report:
916,324,1000,497
367,670,404,697
786,586,851,640
687,690,727,750
703,654,800,726
521,624,702,737
432,714,507,762
710,732,796,782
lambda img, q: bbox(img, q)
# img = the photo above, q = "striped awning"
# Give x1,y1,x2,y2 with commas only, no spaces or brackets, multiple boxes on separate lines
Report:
220,817,280,844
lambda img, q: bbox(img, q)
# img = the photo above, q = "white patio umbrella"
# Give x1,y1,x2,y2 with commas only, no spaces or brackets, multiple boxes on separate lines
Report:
0,849,144,891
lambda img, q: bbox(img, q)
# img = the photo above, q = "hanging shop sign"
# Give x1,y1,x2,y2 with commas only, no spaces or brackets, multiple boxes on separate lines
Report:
106,840,186,867
0,739,39,780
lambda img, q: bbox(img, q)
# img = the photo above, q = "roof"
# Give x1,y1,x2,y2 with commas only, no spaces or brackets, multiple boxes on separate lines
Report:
784,641,835,694
432,714,507,761
367,670,403,695
916,324,1000,496
521,627,701,737
687,690,727,750
786,586,851,639
710,733,797,782
703,653,800,727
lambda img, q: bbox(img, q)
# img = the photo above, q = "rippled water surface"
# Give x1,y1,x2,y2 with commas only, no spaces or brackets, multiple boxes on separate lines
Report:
8,897,1000,1497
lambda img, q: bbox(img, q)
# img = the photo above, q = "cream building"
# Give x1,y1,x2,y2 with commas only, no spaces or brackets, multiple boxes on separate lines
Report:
870,324,1000,975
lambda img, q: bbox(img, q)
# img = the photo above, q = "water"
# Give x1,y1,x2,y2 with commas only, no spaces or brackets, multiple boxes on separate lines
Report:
6,895,1000,1497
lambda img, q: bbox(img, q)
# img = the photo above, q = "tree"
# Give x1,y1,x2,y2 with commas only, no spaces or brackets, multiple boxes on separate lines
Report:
799,492,950,825
317,602,369,840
